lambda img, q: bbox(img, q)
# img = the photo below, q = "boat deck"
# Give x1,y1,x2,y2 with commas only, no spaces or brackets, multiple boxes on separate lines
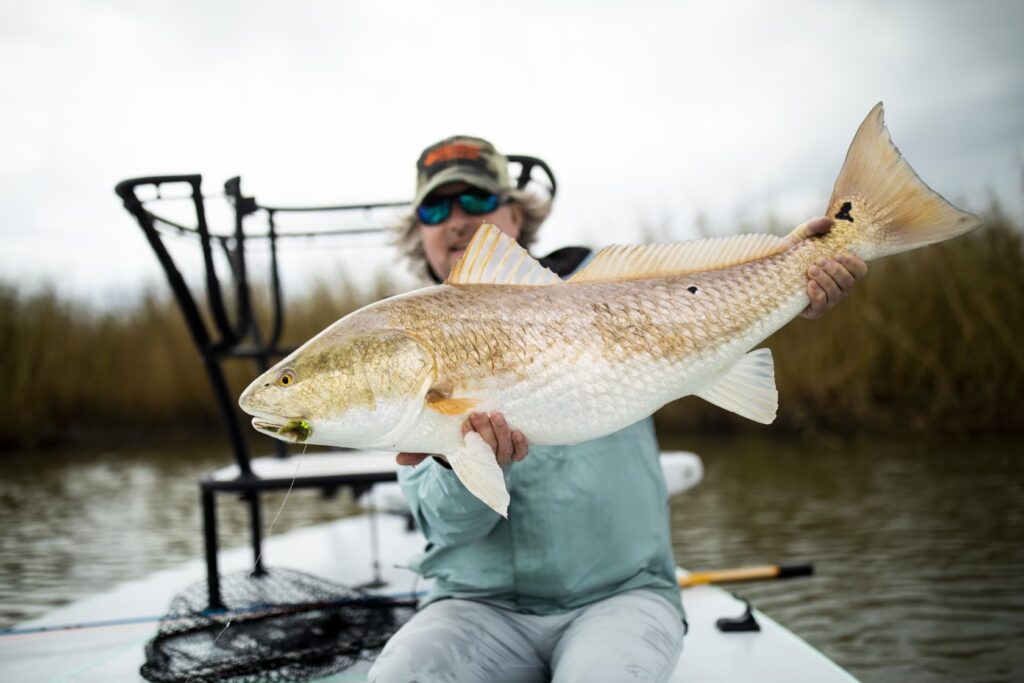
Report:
1,453,856,682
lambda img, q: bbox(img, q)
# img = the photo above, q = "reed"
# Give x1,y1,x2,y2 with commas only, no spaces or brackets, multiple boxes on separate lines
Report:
0,269,402,449
2,211,1021,449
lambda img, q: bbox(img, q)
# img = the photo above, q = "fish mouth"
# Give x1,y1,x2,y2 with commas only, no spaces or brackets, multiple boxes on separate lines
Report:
251,417,313,443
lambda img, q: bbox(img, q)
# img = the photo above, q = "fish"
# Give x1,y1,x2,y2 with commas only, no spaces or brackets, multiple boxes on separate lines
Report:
239,104,981,517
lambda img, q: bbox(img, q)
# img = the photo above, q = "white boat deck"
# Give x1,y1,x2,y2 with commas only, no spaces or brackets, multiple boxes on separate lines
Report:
0,452,856,682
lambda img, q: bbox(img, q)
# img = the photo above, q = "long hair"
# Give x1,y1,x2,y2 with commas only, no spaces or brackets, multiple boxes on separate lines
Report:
395,189,552,281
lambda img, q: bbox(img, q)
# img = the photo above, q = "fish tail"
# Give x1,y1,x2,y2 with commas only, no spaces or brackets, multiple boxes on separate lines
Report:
826,103,981,260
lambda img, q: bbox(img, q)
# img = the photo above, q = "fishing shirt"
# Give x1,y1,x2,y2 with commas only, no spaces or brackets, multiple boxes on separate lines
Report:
398,416,683,618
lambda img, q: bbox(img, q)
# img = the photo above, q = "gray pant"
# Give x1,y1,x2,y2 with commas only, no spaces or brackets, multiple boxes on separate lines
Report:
368,589,685,683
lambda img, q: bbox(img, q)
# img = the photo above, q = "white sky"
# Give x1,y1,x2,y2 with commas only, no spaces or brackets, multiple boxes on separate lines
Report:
1,0,1022,303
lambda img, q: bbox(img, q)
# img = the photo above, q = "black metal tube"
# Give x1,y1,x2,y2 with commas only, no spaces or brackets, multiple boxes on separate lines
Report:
259,200,408,213
508,154,558,198
224,177,254,342
266,209,286,351
148,217,391,240
191,178,240,350
202,352,253,476
201,486,224,610
201,470,396,493
116,177,212,353
246,489,266,576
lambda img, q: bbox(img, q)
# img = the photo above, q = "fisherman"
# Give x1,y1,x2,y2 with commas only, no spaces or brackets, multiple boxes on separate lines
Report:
368,136,867,682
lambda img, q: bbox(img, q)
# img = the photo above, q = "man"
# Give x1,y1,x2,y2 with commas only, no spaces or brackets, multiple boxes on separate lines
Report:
369,136,866,682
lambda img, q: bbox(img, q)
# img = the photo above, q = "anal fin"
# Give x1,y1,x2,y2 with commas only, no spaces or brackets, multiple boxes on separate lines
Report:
445,431,510,517
696,349,778,424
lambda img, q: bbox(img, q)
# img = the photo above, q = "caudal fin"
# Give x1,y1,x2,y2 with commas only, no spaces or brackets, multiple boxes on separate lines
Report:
828,103,982,260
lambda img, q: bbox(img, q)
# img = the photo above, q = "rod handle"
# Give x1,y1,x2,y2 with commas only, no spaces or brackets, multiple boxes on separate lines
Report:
679,563,813,588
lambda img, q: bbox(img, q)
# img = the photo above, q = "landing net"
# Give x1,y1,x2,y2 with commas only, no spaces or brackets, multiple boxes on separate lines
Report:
140,568,415,683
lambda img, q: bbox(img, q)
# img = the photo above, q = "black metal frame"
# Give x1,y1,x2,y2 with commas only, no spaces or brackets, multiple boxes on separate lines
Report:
114,156,556,609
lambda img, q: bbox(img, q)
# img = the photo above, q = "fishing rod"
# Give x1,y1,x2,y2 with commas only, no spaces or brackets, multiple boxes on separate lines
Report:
5,565,813,638
0,591,424,639
679,562,814,588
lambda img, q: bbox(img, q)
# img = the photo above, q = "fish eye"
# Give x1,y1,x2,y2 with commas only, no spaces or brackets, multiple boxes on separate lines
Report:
276,368,296,387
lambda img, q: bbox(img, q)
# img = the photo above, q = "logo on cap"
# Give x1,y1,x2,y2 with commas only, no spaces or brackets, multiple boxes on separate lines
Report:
423,143,482,169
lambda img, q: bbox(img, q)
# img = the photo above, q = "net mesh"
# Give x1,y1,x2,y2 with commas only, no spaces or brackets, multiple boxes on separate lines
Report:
140,568,415,683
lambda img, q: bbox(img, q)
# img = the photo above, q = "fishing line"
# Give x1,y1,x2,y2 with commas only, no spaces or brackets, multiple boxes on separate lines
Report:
3,591,427,639
184,442,307,683
252,442,307,572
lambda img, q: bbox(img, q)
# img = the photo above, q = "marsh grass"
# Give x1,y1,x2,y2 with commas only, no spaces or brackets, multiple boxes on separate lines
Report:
2,212,1022,449
0,270,403,449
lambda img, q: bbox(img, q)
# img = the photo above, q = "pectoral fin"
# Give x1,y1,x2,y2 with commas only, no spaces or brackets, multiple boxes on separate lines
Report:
696,348,778,424
445,431,510,517
425,392,481,416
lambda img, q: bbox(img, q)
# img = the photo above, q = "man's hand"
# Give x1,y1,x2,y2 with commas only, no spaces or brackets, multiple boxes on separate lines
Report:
395,411,529,467
463,412,529,466
785,216,868,320
395,452,432,466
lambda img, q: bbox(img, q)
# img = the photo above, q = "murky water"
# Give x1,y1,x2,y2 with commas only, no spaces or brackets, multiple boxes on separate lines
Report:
0,443,362,626
1,436,1022,681
665,435,1024,683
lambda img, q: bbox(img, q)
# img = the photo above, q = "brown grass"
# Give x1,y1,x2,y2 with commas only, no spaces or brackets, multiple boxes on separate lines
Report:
2,210,1022,449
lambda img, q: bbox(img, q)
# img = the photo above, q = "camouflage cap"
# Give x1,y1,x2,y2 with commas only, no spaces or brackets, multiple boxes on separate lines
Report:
414,135,511,207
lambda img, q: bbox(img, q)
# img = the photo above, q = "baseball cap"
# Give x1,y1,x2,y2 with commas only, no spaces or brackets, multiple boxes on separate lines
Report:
414,135,512,207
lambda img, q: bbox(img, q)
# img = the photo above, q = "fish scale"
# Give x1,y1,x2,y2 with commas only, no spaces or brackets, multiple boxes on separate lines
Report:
383,246,809,449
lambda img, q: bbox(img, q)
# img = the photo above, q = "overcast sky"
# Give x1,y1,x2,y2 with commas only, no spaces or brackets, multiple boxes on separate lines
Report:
1,0,1022,302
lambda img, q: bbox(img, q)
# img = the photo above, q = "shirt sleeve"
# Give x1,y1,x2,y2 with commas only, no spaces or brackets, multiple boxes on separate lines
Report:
398,459,504,546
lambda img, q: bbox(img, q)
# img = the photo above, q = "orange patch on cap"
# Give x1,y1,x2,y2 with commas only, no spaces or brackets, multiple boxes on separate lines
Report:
424,143,481,168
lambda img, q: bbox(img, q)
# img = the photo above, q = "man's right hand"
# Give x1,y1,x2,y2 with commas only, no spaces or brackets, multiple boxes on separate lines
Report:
395,411,529,467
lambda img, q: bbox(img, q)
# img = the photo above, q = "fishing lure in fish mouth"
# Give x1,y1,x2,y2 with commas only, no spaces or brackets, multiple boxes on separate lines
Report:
280,419,313,442
252,418,312,443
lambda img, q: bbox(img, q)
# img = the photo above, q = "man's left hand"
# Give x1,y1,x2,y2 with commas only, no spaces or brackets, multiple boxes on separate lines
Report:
785,216,868,320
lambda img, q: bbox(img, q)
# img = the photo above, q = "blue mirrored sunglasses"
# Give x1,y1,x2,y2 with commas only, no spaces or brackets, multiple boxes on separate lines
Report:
416,190,505,226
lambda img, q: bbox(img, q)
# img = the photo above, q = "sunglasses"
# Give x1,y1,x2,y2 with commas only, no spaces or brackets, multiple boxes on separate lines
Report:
416,189,506,226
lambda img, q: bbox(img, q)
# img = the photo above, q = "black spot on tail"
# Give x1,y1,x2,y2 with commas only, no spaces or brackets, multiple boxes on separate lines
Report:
687,286,698,294
834,202,854,222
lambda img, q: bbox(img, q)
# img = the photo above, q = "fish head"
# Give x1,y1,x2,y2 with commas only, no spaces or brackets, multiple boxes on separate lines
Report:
239,322,434,448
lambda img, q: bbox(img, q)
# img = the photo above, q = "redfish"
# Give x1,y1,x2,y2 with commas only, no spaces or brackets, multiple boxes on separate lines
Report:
239,104,981,516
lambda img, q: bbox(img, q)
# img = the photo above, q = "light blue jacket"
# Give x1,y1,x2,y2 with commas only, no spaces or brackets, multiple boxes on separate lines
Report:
399,417,683,618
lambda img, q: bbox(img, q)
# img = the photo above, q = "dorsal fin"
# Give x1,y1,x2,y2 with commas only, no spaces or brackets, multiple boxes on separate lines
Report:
568,234,789,284
446,223,562,286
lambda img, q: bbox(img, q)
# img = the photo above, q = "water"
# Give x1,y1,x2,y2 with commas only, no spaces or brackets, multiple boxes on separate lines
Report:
665,435,1024,683
1,436,1023,681
0,443,361,626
